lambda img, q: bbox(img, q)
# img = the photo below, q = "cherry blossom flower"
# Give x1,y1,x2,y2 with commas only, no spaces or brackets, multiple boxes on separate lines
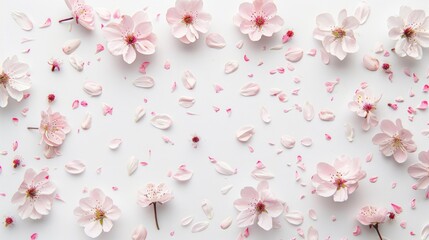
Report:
348,89,381,131
313,9,360,60
408,150,429,193
233,181,283,231
357,206,388,240
103,11,157,64
233,0,284,41
387,6,429,59
47,58,62,72
0,56,31,108
372,119,417,163
166,0,212,44
11,168,56,220
312,155,366,202
137,183,173,230
60,0,95,30
74,188,121,238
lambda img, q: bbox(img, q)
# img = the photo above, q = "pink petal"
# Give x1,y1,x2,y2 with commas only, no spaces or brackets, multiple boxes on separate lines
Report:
150,114,173,130
133,76,155,88
240,82,260,96
303,102,314,121
285,47,304,62
307,226,319,240
65,160,86,175
11,11,33,31
182,70,196,90
354,2,370,24
236,126,255,142
205,33,226,48
39,18,51,28
391,203,403,214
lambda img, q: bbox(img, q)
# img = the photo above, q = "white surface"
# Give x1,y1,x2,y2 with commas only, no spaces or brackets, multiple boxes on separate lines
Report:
1,0,429,239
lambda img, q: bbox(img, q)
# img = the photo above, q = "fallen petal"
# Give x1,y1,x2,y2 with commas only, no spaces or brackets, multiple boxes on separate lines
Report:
181,216,193,226
284,211,304,226
109,138,122,150
363,55,379,71
62,39,81,55
220,217,232,230
134,106,146,122
281,135,296,149
83,81,103,96
205,33,226,49
260,107,271,123
224,61,239,74
151,114,173,130
240,82,260,96
201,199,214,219
182,71,196,90
303,102,314,121
11,11,33,31
65,160,86,175
81,112,92,130
178,96,195,108
191,221,210,233
134,76,155,88
319,110,335,121
69,55,85,71
236,126,255,142
127,156,138,176
285,47,304,62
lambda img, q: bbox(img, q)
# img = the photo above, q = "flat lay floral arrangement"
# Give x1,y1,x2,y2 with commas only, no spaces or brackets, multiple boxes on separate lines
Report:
0,0,429,239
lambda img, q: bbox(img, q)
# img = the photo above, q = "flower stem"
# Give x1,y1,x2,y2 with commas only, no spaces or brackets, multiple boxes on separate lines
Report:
58,17,74,23
373,224,383,240
27,127,39,130
153,203,160,230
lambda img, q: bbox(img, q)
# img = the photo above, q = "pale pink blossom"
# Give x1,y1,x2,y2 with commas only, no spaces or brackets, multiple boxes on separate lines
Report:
37,108,70,159
233,181,283,231
357,206,388,239
313,9,360,60
103,11,157,64
61,0,95,30
372,119,417,163
138,183,173,230
348,89,381,131
233,0,284,41
11,168,56,220
0,56,31,108
408,150,429,193
166,0,212,44
312,155,366,202
74,188,121,238
387,6,429,59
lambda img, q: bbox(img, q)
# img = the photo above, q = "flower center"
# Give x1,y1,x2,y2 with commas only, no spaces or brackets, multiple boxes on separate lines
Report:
94,208,106,224
363,103,374,112
254,16,266,28
255,201,266,214
332,28,346,39
183,14,193,25
334,178,347,190
0,72,9,85
26,187,37,199
192,136,199,143
392,136,403,149
402,27,416,40
125,34,137,45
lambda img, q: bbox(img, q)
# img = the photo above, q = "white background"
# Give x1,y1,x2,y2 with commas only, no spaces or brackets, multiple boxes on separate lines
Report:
1,0,429,239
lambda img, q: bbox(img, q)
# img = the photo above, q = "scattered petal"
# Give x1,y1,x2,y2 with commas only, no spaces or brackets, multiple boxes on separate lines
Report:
11,11,33,31
83,81,103,96
181,216,193,226
65,160,86,175
127,156,138,176
205,33,226,49
178,96,195,108
69,55,85,71
151,114,173,130
109,138,122,150
172,165,193,182
134,106,146,122
303,102,315,121
260,107,271,123
220,217,232,230
240,82,260,96
281,135,296,149
236,126,255,142
284,211,304,226
134,76,155,88
224,61,239,74
81,112,92,130
285,47,304,62
62,39,81,55
201,199,214,219
191,221,210,233
182,71,196,90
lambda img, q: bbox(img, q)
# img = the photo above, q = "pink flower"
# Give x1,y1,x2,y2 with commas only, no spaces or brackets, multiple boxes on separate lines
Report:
38,108,71,159
348,89,381,131
408,150,429,192
61,0,95,30
387,6,429,59
312,155,366,202
372,119,417,163
166,0,212,44
313,9,360,60
357,206,388,240
233,181,283,231
137,183,173,230
233,0,284,41
103,11,157,64
11,168,56,220
0,56,31,108
47,58,62,72
74,188,121,238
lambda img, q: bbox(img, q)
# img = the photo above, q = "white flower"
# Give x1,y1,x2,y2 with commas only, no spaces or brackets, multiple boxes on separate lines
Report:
0,56,31,108
387,6,429,59
313,9,360,60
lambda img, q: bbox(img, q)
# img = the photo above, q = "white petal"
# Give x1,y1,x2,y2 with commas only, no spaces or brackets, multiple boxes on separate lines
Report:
191,221,210,233
260,107,271,123
344,123,355,142
181,216,193,226
318,110,335,121
308,226,319,240
178,96,195,108
127,156,138,176
81,112,92,130
220,217,232,230
224,61,239,74
303,102,315,121
133,76,155,88
300,137,313,147
131,225,147,240
309,209,317,220
62,39,81,55
236,126,255,142
354,2,370,24
284,211,304,226
205,33,226,48
422,223,429,240
363,55,379,71
150,114,173,130
11,11,33,31
96,8,111,21
65,160,86,175
83,81,103,96
69,55,85,71
172,165,193,182
281,135,296,149
214,161,236,175
201,199,214,220
108,138,122,150
285,47,304,62
251,168,275,180
134,106,146,122
240,82,260,96
182,70,196,90
220,184,233,195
